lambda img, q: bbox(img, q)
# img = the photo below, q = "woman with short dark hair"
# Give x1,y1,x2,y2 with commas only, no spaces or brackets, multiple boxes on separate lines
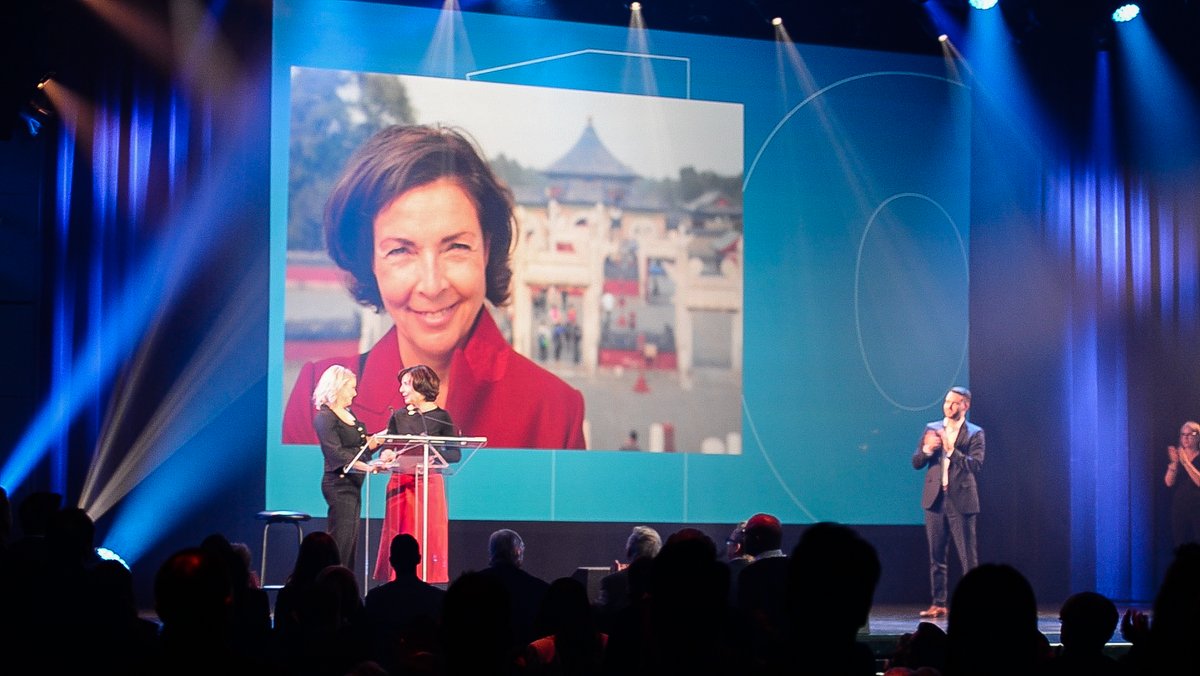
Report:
282,126,588,582
373,364,459,582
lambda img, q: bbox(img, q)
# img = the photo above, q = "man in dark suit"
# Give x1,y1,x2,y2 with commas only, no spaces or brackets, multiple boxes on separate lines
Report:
736,513,789,644
597,525,661,625
363,534,445,672
912,386,985,618
478,529,550,648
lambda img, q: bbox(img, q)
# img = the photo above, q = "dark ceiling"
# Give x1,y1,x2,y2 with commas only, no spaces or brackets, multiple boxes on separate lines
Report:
2,0,1197,139
429,0,1200,62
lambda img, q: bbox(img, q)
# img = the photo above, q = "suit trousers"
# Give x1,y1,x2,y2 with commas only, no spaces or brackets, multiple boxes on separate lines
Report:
924,501,977,607
322,473,363,572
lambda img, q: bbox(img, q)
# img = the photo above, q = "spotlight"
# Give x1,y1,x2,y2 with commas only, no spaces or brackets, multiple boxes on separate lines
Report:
96,547,130,569
1112,4,1139,22
938,34,949,42
771,17,782,26
630,1,641,11
18,87,53,137
968,0,998,9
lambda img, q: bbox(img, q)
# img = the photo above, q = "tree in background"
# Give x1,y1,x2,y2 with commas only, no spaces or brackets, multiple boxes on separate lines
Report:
288,69,414,251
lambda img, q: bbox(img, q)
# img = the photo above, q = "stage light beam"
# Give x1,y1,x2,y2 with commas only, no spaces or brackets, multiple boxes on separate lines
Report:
969,0,998,10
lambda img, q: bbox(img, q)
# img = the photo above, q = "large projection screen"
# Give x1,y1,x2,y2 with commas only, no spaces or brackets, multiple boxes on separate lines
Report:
268,0,971,526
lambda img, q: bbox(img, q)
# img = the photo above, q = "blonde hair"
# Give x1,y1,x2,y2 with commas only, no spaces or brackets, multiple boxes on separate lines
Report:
1184,421,1200,436
313,365,355,410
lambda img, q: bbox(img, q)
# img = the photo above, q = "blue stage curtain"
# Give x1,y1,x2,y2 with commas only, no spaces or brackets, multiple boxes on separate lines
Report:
1047,156,1200,602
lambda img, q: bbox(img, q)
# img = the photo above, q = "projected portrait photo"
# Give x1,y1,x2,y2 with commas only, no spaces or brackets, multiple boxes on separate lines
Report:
280,68,744,452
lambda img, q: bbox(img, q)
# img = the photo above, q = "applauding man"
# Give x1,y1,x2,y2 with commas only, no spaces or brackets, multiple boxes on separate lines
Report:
913,386,985,618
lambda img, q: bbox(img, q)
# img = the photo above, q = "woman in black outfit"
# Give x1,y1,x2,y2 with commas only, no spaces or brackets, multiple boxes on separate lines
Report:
312,364,381,571
1165,420,1200,546
373,364,461,581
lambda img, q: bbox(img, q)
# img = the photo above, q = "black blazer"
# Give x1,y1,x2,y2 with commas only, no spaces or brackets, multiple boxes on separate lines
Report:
315,406,371,478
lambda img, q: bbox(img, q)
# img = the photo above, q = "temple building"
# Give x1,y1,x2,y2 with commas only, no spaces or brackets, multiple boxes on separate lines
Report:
507,117,743,387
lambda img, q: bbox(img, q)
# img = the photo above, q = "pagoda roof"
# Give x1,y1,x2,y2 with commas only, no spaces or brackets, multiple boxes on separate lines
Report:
545,119,640,181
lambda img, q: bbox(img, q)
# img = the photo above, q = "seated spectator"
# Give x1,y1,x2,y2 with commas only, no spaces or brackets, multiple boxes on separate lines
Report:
289,565,370,676
201,533,271,653
230,541,262,588
275,531,340,638
364,534,446,673
597,526,661,627
777,522,880,676
1121,543,1200,675
946,563,1046,676
619,528,737,674
1045,591,1123,675
10,491,62,563
736,513,789,645
887,622,947,675
83,560,159,674
440,570,513,676
479,528,550,649
520,577,607,675
724,520,752,595
151,547,242,673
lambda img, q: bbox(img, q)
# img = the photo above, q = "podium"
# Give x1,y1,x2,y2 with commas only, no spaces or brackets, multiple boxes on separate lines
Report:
355,434,485,587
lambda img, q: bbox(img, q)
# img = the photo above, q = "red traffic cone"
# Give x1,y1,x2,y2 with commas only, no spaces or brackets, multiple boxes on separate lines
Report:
633,369,650,393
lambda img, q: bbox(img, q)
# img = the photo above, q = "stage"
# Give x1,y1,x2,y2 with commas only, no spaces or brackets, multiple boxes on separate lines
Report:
860,604,1137,648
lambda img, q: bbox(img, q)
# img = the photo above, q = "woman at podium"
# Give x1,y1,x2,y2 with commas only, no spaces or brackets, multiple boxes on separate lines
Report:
374,364,459,583
312,364,382,571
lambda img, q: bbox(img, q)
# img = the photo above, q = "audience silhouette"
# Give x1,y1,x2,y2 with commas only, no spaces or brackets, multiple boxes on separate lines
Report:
735,513,789,657
365,534,446,674
276,530,342,640
1047,591,1124,675
597,525,661,629
945,563,1046,676
520,577,607,675
479,528,551,650
8,501,1198,676
1122,542,1200,676
440,570,514,675
776,522,881,676
886,621,947,675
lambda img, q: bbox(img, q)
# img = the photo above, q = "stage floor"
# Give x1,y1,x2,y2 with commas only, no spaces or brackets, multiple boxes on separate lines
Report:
862,604,1137,654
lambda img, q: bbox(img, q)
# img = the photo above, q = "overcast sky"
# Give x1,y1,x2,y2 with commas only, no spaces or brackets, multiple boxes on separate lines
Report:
392,74,743,181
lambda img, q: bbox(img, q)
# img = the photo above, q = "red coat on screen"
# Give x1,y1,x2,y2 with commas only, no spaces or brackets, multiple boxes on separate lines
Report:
283,309,587,450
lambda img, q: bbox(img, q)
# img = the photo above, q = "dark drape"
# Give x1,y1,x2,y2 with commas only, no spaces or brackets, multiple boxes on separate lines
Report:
972,54,1200,602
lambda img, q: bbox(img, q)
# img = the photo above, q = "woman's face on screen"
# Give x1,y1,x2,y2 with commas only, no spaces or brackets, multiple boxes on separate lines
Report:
372,178,488,367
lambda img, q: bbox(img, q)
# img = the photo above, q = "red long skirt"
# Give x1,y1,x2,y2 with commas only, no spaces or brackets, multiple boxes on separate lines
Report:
373,472,449,584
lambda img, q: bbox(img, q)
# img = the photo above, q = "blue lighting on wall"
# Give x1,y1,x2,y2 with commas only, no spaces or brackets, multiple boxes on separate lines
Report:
102,394,259,566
